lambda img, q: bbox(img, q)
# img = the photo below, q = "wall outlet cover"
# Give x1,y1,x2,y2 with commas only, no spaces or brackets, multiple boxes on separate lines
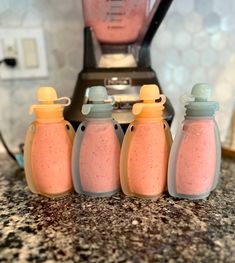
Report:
0,28,48,79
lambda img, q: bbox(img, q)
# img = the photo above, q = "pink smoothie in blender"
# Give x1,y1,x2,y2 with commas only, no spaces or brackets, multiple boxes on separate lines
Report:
82,0,148,44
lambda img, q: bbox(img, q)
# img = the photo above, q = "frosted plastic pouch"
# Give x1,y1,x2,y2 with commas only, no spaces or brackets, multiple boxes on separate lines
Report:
24,120,75,196
72,119,124,196
168,83,221,200
120,84,171,198
24,87,75,197
120,119,172,197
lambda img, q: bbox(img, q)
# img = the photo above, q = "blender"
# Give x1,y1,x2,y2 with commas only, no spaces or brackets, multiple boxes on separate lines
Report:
64,0,174,130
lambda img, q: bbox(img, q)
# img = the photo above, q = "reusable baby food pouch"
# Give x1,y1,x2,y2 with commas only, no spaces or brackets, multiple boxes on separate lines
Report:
120,84,172,198
72,86,124,197
24,87,75,197
168,83,221,200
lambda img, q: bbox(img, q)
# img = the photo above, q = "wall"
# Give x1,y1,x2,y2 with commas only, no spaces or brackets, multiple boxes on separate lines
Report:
0,0,235,152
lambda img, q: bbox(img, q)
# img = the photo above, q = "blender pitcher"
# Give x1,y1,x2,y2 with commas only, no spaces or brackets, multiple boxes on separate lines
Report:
82,0,149,44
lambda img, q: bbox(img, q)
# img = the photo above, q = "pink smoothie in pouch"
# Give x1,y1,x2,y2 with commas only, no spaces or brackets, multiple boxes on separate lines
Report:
31,123,73,195
128,121,168,196
175,119,216,195
79,121,121,193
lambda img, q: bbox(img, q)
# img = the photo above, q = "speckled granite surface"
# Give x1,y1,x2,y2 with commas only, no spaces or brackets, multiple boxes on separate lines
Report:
0,154,234,263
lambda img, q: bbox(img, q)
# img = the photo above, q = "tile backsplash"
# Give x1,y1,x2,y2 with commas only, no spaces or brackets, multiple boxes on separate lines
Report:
0,0,235,152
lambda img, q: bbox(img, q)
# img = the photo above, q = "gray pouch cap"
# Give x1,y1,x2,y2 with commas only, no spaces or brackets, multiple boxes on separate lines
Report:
185,83,219,117
82,86,114,119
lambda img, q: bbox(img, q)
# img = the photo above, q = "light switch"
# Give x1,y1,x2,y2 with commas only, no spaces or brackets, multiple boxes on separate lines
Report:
22,38,39,68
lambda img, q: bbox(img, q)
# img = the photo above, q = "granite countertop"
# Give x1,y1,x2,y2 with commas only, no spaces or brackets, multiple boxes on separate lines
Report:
0,154,234,263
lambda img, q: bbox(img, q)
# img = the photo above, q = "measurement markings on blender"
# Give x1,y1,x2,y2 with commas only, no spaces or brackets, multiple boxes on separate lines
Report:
109,6,124,22
110,5,123,8
110,19,122,22
110,7,123,16
107,10,125,27
108,0,125,27
107,25,125,28
107,12,126,15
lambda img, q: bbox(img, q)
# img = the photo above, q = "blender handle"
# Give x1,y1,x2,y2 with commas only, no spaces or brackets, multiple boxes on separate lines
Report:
83,27,98,68
138,0,174,46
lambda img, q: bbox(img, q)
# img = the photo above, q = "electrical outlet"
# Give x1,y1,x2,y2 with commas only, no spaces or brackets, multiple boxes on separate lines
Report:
0,28,48,79
2,37,17,58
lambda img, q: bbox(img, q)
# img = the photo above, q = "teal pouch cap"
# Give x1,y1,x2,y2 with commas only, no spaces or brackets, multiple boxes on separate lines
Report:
82,86,114,119
185,83,219,117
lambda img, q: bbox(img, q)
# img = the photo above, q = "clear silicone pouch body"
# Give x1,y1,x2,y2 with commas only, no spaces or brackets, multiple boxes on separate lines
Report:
72,118,124,197
120,119,172,199
168,117,221,200
82,0,148,44
24,120,75,197
212,119,221,190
